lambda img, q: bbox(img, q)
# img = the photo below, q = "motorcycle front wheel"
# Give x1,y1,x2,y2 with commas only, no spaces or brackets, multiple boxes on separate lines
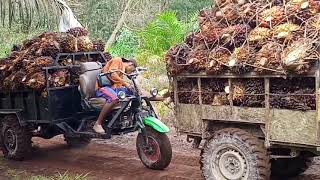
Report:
136,126,172,170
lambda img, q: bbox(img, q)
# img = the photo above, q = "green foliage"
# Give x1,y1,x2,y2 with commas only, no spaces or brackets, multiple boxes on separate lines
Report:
79,0,126,40
0,26,45,58
138,11,187,57
109,28,139,59
168,0,212,22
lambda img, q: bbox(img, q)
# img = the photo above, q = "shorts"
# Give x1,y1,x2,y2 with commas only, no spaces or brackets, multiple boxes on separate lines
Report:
96,86,133,103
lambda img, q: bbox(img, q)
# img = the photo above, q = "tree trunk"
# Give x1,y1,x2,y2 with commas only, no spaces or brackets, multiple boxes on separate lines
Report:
106,0,134,49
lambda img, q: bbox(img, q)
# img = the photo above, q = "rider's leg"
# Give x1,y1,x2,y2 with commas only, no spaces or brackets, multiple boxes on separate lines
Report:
94,87,118,133
95,100,118,125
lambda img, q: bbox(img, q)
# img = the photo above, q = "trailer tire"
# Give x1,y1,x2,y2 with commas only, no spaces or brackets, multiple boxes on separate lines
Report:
200,128,270,180
271,157,311,178
64,136,91,148
0,115,32,160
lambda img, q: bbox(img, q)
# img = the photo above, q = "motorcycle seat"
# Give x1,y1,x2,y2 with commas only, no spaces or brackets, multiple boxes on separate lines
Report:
79,62,121,110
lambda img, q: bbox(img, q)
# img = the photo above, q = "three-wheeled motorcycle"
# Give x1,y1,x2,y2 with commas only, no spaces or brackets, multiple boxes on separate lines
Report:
0,52,172,170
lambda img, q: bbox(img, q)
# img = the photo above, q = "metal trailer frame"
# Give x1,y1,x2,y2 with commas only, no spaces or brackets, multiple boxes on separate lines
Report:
172,64,320,152
0,52,107,136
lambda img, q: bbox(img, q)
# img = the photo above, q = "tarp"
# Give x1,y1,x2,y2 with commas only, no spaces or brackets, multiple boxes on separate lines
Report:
58,0,83,32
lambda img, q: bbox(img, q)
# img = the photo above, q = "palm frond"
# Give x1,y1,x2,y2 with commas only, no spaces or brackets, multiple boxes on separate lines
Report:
0,0,66,29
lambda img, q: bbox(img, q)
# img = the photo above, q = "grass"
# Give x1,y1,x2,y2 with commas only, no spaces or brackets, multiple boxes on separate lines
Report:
29,172,90,180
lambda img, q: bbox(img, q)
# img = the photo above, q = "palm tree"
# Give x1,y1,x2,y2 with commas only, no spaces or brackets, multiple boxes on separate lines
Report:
0,0,67,29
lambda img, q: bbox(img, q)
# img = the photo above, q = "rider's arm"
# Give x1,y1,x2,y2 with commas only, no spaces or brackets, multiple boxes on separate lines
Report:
110,72,130,87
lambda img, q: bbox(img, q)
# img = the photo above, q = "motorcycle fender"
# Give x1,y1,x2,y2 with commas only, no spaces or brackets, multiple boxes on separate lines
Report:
143,116,170,133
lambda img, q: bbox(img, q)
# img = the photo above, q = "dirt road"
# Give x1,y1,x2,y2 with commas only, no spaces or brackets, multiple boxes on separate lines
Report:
0,134,201,180
1,133,320,180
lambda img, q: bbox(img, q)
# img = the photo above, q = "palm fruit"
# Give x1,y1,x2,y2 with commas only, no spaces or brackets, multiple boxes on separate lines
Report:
248,27,272,47
206,47,231,74
228,45,256,74
51,70,70,87
282,39,317,74
259,6,285,28
220,24,251,48
306,14,320,39
92,40,106,52
286,0,318,24
215,3,240,24
11,70,27,90
255,42,283,73
26,72,46,90
238,3,261,26
67,27,89,37
77,36,93,52
60,33,78,53
186,47,209,73
166,44,191,76
232,79,265,107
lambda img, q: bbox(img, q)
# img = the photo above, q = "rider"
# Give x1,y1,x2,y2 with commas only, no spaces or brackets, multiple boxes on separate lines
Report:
93,57,137,134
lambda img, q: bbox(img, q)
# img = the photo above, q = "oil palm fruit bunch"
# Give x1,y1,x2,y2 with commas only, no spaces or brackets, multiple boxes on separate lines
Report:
255,42,283,73
232,82,246,104
199,9,216,27
67,27,89,37
215,0,247,7
238,3,261,26
215,3,240,24
77,36,93,52
92,40,106,52
270,77,316,110
166,44,191,76
212,94,229,106
51,70,70,87
306,14,320,39
286,0,318,24
60,33,78,53
232,79,265,107
3,74,15,91
25,72,46,90
187,48,209,73
248,27,272,47
11,71,27,90
201,78,228,105
228,45,256,74
24,56,54,75
282,39,317,74
177,79,199,104
206,47,231,74
259,6,285,28
200,21,224,44
220,24,251,48
273,23,301,39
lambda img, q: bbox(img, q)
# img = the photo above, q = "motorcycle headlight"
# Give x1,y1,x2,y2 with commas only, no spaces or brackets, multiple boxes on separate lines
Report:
150,88,158,97
117,91,126,100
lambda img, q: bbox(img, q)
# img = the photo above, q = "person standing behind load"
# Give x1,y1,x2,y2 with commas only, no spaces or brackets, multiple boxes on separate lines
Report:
93,57,137,134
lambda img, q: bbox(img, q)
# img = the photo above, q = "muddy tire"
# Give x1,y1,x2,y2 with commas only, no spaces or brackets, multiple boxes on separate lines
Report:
64,135,91,148
271,157,311,178
0,115,32,160
200,128,270,180
136,126,172,170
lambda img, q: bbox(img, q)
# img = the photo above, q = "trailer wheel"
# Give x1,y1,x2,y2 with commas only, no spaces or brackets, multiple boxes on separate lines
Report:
0,115,32,160
271,157,311,178
64,136,91,148
200,128,270,180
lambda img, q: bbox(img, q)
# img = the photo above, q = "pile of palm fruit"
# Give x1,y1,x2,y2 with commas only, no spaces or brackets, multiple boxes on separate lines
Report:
0,27,111,94
167,0,320,110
